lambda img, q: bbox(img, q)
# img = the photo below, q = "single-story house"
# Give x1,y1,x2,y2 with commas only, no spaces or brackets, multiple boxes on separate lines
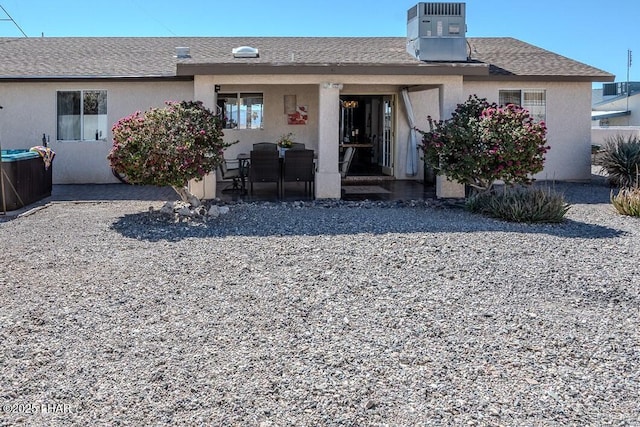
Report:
0,3,614,198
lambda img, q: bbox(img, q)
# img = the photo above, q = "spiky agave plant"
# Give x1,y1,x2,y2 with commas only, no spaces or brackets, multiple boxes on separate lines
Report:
467,185,570,223
611,186,640,217
600,134,640,188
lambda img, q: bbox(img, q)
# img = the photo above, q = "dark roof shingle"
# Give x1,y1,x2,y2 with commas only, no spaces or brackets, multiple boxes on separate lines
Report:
0,36,613,81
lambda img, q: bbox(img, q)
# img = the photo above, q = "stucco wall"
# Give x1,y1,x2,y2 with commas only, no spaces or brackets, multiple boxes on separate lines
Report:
203,83,321,159
464,81,593,181
0,81,193,184
1,76,595,185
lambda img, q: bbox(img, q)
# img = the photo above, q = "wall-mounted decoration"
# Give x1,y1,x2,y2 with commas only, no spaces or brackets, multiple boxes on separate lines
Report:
287,105,308,125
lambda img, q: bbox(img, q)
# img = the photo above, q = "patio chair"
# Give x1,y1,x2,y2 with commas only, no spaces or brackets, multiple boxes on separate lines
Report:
252,142,278,151
218,159,243,193
283,149,315,198
339,146,355,178
290,142,306,150
249,150,281,197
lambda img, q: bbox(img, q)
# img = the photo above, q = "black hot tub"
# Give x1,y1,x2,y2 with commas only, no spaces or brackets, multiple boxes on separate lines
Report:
1,149,53,211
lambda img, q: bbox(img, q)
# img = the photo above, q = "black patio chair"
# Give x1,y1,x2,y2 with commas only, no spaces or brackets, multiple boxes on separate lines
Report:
218,159,243,193
283,149,315,198
290,142,306,150
249,150,281,198
252,142,278,151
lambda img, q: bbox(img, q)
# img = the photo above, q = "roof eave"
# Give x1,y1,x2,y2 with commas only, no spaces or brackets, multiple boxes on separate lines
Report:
466,74,616,83
591,110,631,120
0,75,193,82
176,62,491,77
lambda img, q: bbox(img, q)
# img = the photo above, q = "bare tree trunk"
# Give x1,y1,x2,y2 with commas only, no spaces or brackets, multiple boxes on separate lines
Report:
171,185,201,207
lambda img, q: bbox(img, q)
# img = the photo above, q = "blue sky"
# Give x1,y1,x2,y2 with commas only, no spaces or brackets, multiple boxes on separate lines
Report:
1,0,637,85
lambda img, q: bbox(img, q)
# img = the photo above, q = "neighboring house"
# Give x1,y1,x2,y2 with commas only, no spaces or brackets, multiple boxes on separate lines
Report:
0,3,613,199
591,82,640,147
592,82,640,126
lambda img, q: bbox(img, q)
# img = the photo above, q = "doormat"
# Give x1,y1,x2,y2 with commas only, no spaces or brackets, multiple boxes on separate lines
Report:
342,185,391,194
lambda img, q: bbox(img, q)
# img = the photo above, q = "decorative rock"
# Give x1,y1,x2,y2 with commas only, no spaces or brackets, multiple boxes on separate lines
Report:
208,205,220,217
177,206,192,217
188,196,201,207
2,181,632,426
160,201,175,215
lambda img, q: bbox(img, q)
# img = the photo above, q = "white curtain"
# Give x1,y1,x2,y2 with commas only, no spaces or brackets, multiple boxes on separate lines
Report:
401,88,418,176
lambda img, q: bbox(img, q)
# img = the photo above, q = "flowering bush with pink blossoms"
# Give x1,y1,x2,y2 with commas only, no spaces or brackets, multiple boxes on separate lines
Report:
418,95,549,193
108,101,232,203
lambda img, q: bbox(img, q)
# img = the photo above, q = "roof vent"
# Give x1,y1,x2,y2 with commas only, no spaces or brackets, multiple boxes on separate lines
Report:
232,46,259,58
175,47,191,58
407,2,467,62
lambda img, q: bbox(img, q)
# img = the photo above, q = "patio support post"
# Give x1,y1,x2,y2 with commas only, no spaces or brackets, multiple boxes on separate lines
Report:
315,82,342,199
189,79,218,200
436,79,466,199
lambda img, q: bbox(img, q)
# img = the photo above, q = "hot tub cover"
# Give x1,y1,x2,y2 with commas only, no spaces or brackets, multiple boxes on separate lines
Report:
1,149,40,162
29,146,56,169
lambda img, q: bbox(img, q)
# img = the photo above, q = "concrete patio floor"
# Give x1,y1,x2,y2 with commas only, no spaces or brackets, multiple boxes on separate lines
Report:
0,179,435,218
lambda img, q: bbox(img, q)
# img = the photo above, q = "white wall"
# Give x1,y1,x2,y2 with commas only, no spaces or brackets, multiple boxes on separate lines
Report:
0,81,193,184
464,81,593,181
196,82,321,159
0,76,596,185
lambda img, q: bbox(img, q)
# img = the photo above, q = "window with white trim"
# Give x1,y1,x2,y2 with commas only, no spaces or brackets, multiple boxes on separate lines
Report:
57,90,108,141
217,92,264,130
498,89,546,123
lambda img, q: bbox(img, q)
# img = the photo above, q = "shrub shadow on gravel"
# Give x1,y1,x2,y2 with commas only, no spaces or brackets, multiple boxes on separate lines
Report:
109,204,625,242
526,180,611,204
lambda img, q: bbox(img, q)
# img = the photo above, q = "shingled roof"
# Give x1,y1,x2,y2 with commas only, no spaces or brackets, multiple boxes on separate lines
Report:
0,36,614,82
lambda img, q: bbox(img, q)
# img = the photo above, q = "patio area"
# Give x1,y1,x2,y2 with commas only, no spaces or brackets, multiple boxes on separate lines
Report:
40,179,435,204
218,178,435,202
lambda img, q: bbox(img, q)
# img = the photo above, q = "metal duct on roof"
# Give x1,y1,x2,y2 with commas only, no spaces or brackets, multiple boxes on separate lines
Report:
175,47,190,58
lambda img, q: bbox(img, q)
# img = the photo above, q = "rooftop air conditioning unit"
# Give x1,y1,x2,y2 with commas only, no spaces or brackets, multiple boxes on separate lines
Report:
407,2,467,62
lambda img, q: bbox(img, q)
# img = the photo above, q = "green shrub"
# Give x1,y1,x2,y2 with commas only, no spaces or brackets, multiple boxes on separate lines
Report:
108,101,233,203
611,187,640,216
417,95,549,193
466,186,570,223
600,134,640,187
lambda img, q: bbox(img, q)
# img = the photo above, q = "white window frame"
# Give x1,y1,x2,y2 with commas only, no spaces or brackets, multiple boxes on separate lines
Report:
498,89,546,123
56,90,108,141
218,92,264,130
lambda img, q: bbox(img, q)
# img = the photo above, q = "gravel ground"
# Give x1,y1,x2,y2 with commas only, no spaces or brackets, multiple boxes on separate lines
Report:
0,183,639,426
